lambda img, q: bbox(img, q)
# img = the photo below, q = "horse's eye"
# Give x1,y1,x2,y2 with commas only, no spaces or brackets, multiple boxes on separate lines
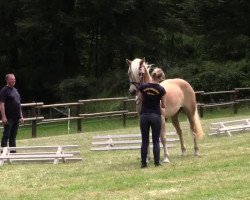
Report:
138,72,142,76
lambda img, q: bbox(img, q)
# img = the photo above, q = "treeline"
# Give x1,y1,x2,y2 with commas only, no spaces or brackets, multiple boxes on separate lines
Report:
0,0,249,103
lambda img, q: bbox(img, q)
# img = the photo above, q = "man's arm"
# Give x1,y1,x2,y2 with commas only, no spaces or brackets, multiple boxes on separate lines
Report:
0,102,7,125
19,107,24,124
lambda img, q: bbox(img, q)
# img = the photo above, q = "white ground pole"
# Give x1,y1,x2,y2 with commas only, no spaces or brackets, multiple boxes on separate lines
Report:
68,108,70,134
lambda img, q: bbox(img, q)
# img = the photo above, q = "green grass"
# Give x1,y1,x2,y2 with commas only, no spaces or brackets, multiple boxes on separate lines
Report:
16,117,139,140
0,111,249,199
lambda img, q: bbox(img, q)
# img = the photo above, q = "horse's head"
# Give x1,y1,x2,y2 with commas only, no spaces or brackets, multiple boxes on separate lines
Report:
126,58,151,96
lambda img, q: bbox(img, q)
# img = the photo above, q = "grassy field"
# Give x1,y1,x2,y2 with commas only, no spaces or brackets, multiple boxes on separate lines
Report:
0,112,249,200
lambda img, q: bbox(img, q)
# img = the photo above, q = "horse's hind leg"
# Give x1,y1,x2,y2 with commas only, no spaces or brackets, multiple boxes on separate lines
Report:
160,115,170,163
171,113,186,156
193,137,199,156
185,111,199,156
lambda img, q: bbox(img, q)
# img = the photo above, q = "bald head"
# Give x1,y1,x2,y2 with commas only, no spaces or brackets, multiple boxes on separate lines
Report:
6,74,16,88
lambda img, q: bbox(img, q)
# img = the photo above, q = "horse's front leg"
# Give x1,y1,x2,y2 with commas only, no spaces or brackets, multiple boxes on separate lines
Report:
171,114,186,156
160,115,170,163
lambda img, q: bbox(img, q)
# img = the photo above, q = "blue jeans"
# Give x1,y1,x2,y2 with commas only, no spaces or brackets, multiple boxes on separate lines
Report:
1,118,19,149
140,113,161,165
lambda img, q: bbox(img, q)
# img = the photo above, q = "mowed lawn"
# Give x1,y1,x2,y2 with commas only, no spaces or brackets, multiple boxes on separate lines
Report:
0,114,249,200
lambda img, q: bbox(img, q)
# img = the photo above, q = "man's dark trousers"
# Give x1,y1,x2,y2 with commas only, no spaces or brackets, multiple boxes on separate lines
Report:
1,118,19,151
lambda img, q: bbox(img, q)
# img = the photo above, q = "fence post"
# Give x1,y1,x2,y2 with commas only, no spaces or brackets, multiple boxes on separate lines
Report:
31,103,37,138
123,100,127,127
199,93,204,118
76,103,82,133
200,105,204,118
196,91,203,117
49,108,53,118
32,120,37,138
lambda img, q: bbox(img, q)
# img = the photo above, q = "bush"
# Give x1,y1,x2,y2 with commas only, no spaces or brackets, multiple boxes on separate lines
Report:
167,59,249,91
56,75,89,102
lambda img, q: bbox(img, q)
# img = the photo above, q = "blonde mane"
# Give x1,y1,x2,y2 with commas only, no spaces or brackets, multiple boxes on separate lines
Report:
132,58,151,82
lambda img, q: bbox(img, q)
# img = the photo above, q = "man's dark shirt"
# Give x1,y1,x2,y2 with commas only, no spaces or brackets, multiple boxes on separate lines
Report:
139,83,166,115
0,86,21,119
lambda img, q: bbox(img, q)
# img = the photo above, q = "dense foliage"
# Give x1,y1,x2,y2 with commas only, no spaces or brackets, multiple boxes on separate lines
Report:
0,0,249,102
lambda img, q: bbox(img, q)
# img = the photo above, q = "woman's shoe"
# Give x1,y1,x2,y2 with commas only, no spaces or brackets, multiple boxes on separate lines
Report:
141,164,148,168
155,162,162,167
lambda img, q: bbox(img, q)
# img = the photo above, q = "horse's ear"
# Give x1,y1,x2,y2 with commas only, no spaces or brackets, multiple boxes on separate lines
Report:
139,58,145,67
126,59,132,66
139,58,146,73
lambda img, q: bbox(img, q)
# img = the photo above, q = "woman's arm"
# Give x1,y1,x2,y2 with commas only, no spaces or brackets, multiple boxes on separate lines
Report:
136,92,143,114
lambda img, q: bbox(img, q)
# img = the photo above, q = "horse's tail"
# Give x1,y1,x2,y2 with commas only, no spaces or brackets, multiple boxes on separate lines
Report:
193,108,204,140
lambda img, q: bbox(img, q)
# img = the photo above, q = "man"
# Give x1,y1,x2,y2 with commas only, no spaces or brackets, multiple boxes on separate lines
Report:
0,74,24,152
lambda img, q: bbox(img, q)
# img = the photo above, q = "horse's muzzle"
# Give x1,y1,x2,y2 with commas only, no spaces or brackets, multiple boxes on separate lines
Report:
129,85,137,96
129,89,137,96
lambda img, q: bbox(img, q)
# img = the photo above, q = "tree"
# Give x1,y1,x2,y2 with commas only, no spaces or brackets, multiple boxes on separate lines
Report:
180,0,250,60
0,0,21,72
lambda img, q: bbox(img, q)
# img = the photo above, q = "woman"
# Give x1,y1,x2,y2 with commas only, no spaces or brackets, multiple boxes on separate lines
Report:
138,68,166,168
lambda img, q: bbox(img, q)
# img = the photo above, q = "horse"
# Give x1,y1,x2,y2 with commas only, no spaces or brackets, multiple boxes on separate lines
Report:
126,58,204,163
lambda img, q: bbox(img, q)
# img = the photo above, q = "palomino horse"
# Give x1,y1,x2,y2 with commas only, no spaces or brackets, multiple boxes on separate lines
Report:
126,58,203,162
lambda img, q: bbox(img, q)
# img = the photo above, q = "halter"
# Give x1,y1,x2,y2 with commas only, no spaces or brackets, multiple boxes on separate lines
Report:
129,81,141,89
127,59,150,105
129,70,144,106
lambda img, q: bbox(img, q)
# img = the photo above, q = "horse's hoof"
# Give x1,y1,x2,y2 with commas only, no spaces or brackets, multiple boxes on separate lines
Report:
162,157,170,163
194,151,199,156
180,150,187,156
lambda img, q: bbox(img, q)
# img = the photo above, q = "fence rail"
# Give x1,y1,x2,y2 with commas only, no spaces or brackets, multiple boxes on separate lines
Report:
197,88,249,117
0,88,249,138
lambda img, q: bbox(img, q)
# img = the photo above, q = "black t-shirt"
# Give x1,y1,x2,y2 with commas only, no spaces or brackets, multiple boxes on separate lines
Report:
139,83,166,115
0,86,21,119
